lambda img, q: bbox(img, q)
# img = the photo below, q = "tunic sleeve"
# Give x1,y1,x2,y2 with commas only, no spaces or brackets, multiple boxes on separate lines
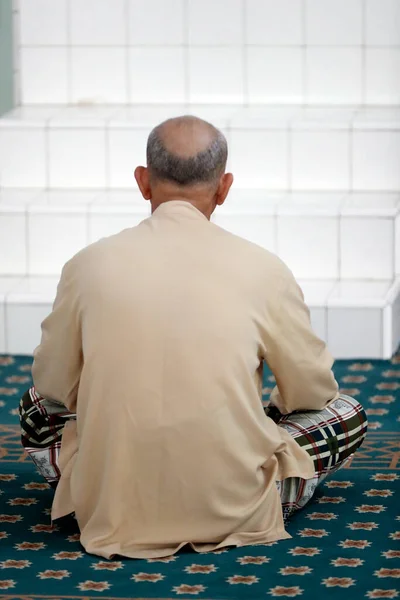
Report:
264,266,339,415
32,258,83,412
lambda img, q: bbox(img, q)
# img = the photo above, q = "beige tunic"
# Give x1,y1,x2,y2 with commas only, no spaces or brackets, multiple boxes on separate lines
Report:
32,201,339,559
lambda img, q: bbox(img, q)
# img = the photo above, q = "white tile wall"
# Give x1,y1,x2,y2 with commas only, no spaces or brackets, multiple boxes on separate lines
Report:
188,48,244,104
1,111,399,194
20,48,68,104
0,277,23,353
230,130,288,188
6,303,51,354
340,217,394,279
128,0,184,45
341,192,400,217
48,129,106,188
309,308,327,342
0,107,62,125
396,213,400,276
128,48,185,103
246,48,303,104
246,0,303,45
353,131,400,191
27,212,88,275
291,131,350,190
70,0,126,46
388,281,400,356
71,48,127,104
14,0,400,105
328,280,391,307
0,214,26,275
0,129,46,188
110,106,187,128
365,49,400,105
305,0,363,46
5,0,400,359
108,128,150,188
327,307,382,359
365,0,400,46
6,275,58,304
0,277,57,354
188,0,242,46
20,0,67,46
293,107,357,130
230,107,298,129
353,107,400,130
277,217,339,279
51,106,119,127
279,192,345,216
0,303,6,353
306,48,363,104
300,279,336,307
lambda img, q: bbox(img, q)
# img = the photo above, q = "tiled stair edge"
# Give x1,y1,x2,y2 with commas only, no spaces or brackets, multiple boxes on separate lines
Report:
1,189,399,280
1,106,400,192
1,105,400,130
1,276,399,359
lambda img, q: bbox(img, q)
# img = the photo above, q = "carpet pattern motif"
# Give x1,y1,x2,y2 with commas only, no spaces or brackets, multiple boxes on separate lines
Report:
0,354,399,600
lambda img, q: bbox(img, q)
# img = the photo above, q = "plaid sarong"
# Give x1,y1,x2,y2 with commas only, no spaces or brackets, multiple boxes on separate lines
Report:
268,395,368,520
20,388,367,519
19,387,76,487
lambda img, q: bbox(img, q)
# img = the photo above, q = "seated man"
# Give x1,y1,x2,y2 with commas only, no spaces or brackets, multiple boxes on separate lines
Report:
19,116,367,559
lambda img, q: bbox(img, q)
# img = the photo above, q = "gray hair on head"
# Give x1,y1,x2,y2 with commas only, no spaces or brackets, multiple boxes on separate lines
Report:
146,115,228,186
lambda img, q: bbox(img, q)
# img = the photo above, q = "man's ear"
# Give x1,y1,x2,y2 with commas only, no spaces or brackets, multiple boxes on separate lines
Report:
215,173,234,206
134,166,152,200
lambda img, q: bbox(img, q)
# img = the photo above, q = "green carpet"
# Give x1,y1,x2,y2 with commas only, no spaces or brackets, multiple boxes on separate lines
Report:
0,354,399,600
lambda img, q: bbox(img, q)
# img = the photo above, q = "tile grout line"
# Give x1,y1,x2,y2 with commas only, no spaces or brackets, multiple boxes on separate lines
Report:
287,126,293,193
17,42,400,48
361,0,367,105
85,199,91,247
392,218,396,283
104,122,110,192
66,0,72,103
301,0,307,107
125,0,131,104
242,0,248,108
183,0,190,108
337,209,342,281
273,213,279,256
324,292,329,348
44,121,50,191
3,298,9,354
24,198,30,279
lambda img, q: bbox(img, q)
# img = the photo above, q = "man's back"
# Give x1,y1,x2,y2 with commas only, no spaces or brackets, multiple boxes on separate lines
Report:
33,201,337,558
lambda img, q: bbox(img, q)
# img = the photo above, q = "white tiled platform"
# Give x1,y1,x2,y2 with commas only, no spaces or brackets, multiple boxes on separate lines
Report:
1,105,400,358
1,188,399,281
1,106,400,190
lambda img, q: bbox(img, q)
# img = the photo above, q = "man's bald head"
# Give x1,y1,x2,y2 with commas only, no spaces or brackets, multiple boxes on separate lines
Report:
146,116,228,187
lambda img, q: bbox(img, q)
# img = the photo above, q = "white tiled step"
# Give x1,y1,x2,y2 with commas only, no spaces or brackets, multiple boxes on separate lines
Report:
1,276,399,359
0,105,400,191
1,189,399,280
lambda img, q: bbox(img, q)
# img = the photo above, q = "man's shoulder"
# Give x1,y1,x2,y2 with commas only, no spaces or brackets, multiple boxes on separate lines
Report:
63,227,136,271
212,222,290,274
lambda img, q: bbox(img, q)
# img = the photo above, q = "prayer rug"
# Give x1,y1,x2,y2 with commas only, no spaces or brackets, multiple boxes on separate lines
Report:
0,353,398,600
